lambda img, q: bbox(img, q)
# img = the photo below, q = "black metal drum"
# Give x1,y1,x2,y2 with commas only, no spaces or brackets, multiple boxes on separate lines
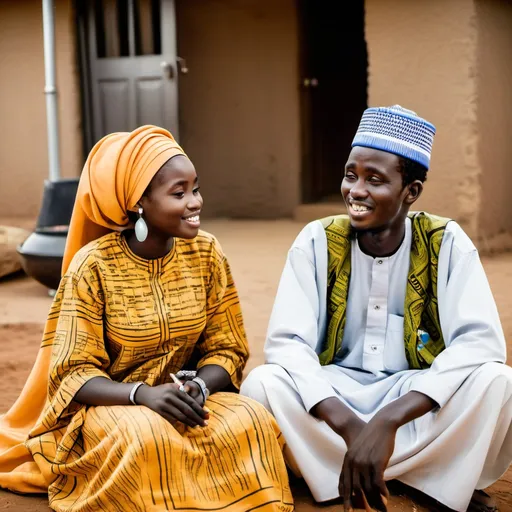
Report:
18,178,78,290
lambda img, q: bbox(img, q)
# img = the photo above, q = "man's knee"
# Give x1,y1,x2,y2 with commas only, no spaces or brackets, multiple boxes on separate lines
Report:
475,362,512,386
241,364,288,408
470,362,512,405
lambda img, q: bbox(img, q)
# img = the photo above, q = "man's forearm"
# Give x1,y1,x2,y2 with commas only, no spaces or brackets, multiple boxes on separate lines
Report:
311,397,365,445
372,391,437,429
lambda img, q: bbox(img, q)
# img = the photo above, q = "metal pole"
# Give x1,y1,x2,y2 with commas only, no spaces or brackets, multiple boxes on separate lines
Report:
42,0,61,181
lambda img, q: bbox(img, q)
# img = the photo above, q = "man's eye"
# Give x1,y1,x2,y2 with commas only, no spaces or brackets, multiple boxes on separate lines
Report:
344,173,356,180
193,187,201,194
369,177,382,183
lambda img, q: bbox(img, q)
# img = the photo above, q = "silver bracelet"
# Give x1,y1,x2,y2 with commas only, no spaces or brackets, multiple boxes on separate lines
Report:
129,382,145,405
192,376,210,402
176,370,196,380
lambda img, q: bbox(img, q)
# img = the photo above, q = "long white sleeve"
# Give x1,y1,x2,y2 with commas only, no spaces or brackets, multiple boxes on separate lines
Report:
409,222,507,407
264,221,338,412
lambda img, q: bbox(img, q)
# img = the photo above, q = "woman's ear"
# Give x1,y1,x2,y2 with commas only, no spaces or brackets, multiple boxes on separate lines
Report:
404,180,424,206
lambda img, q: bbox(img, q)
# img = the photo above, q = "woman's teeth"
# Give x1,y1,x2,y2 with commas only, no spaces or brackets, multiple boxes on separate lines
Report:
185,215,200,223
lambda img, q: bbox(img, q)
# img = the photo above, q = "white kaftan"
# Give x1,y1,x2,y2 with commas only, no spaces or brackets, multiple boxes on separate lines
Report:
241,217,512,511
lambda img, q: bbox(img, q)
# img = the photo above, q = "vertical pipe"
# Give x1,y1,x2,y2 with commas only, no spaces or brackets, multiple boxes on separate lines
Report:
128,0,136,57
42,0,61,181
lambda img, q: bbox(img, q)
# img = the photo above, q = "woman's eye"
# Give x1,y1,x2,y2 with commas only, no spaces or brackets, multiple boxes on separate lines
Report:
344,173,356,181
193,187,201,194
173,192,185,198
369,176,382,183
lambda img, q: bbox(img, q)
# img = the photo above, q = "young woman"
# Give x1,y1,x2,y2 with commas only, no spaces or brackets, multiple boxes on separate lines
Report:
0,126,293,512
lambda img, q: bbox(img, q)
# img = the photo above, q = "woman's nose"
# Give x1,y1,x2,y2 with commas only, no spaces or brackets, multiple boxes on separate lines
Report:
187,193,203,211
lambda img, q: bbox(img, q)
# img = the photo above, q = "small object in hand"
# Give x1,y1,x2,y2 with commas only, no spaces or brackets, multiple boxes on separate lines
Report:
169,373,186,392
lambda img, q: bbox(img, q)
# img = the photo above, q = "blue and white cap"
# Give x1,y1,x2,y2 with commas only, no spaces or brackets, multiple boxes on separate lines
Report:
351,105,436,169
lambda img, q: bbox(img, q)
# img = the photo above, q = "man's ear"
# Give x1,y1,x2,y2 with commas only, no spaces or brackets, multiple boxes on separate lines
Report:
404,180,423,206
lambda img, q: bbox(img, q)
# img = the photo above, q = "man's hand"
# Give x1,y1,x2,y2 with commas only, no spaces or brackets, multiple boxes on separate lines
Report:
337,391,436,512
339,416,395,511
311,397,366,448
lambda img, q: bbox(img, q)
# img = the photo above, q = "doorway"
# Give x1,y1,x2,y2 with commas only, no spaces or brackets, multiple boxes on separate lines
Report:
299,1,368,203
76,0,181,152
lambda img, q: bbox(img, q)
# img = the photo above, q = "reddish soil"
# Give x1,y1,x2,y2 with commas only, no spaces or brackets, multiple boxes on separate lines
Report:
0,220,511,511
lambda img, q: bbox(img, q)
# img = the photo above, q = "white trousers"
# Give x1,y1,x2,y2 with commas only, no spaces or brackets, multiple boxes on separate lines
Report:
241,363,512,511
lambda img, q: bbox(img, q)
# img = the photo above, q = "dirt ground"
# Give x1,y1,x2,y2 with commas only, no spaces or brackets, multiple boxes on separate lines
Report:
0,219,511,511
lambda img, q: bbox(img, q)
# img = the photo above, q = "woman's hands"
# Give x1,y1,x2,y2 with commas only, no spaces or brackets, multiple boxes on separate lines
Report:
136,383,209,427
182,380,206,406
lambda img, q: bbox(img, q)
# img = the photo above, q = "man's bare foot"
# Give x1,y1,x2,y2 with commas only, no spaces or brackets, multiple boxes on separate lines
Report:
468,490,498,512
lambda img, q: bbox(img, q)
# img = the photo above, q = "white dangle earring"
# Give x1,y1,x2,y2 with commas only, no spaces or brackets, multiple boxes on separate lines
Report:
134,207,148,242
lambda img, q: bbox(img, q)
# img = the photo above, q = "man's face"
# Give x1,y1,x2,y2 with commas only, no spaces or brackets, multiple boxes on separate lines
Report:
341,146,410,232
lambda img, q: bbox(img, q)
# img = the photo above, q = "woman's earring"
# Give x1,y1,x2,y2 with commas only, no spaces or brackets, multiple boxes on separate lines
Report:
135,207,148,242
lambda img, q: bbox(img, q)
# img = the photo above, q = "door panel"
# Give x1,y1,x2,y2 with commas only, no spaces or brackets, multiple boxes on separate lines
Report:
136,78,165,126
79,0,179,148
99,80,130,134
299,1,368,203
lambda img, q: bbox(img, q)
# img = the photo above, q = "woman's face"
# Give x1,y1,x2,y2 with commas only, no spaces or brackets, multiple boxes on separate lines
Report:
139,155,203,239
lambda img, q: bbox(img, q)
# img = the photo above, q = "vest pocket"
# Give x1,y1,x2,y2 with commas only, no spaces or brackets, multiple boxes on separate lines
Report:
384,314,409,373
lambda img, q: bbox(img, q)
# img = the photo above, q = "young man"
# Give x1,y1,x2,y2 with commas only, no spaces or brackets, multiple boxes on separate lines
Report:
241,106,512,512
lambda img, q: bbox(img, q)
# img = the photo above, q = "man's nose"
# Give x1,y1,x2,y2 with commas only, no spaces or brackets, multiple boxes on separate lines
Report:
350,178,369,199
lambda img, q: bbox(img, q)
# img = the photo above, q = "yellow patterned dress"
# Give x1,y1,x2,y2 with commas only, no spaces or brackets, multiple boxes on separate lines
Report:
26,230,293,512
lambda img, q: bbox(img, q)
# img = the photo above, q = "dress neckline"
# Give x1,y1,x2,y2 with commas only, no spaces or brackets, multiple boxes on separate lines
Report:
118,230,177,272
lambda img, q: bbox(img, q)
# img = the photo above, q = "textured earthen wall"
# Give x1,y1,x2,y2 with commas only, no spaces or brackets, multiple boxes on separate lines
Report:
176,0,301,218
365,0,481,238
0,0,82,220
475,0,512,252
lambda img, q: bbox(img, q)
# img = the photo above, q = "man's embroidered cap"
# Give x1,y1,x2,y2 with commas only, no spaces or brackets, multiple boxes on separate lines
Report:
351,105,436,169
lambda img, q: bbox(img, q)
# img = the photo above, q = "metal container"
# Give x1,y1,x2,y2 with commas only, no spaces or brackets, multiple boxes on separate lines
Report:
17,178,78,290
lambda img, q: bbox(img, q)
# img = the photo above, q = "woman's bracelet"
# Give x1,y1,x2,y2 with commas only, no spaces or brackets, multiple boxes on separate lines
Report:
192,377,210,402
129,382,145,405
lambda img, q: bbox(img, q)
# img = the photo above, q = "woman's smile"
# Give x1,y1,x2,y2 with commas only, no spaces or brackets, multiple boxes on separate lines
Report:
182,212,201,228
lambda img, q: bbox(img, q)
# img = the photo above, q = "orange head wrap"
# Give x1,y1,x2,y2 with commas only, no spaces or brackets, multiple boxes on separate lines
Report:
62,125,186,274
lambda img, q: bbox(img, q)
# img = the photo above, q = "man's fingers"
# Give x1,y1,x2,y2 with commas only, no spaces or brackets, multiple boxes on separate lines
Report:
359,490,373,512
352,469,363,497
370,473,388,512
361,465,374,502
379,479,389,499
342,459,353,512
352,470,371,512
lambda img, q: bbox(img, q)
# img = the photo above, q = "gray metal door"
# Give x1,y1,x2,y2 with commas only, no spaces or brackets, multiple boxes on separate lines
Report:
81,0,181,147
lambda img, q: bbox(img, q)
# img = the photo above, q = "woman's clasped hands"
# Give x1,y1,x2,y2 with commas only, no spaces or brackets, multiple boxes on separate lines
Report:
136,378,209,428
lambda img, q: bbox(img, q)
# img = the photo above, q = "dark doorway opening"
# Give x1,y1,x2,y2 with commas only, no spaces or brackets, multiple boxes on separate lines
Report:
299,1,368,203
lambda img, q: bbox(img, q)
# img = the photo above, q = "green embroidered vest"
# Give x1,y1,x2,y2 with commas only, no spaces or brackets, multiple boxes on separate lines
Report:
319,212,450,369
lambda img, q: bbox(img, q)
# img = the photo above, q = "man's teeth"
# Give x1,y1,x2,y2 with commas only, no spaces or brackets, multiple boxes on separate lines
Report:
351,204,370,212
185,215,200,222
